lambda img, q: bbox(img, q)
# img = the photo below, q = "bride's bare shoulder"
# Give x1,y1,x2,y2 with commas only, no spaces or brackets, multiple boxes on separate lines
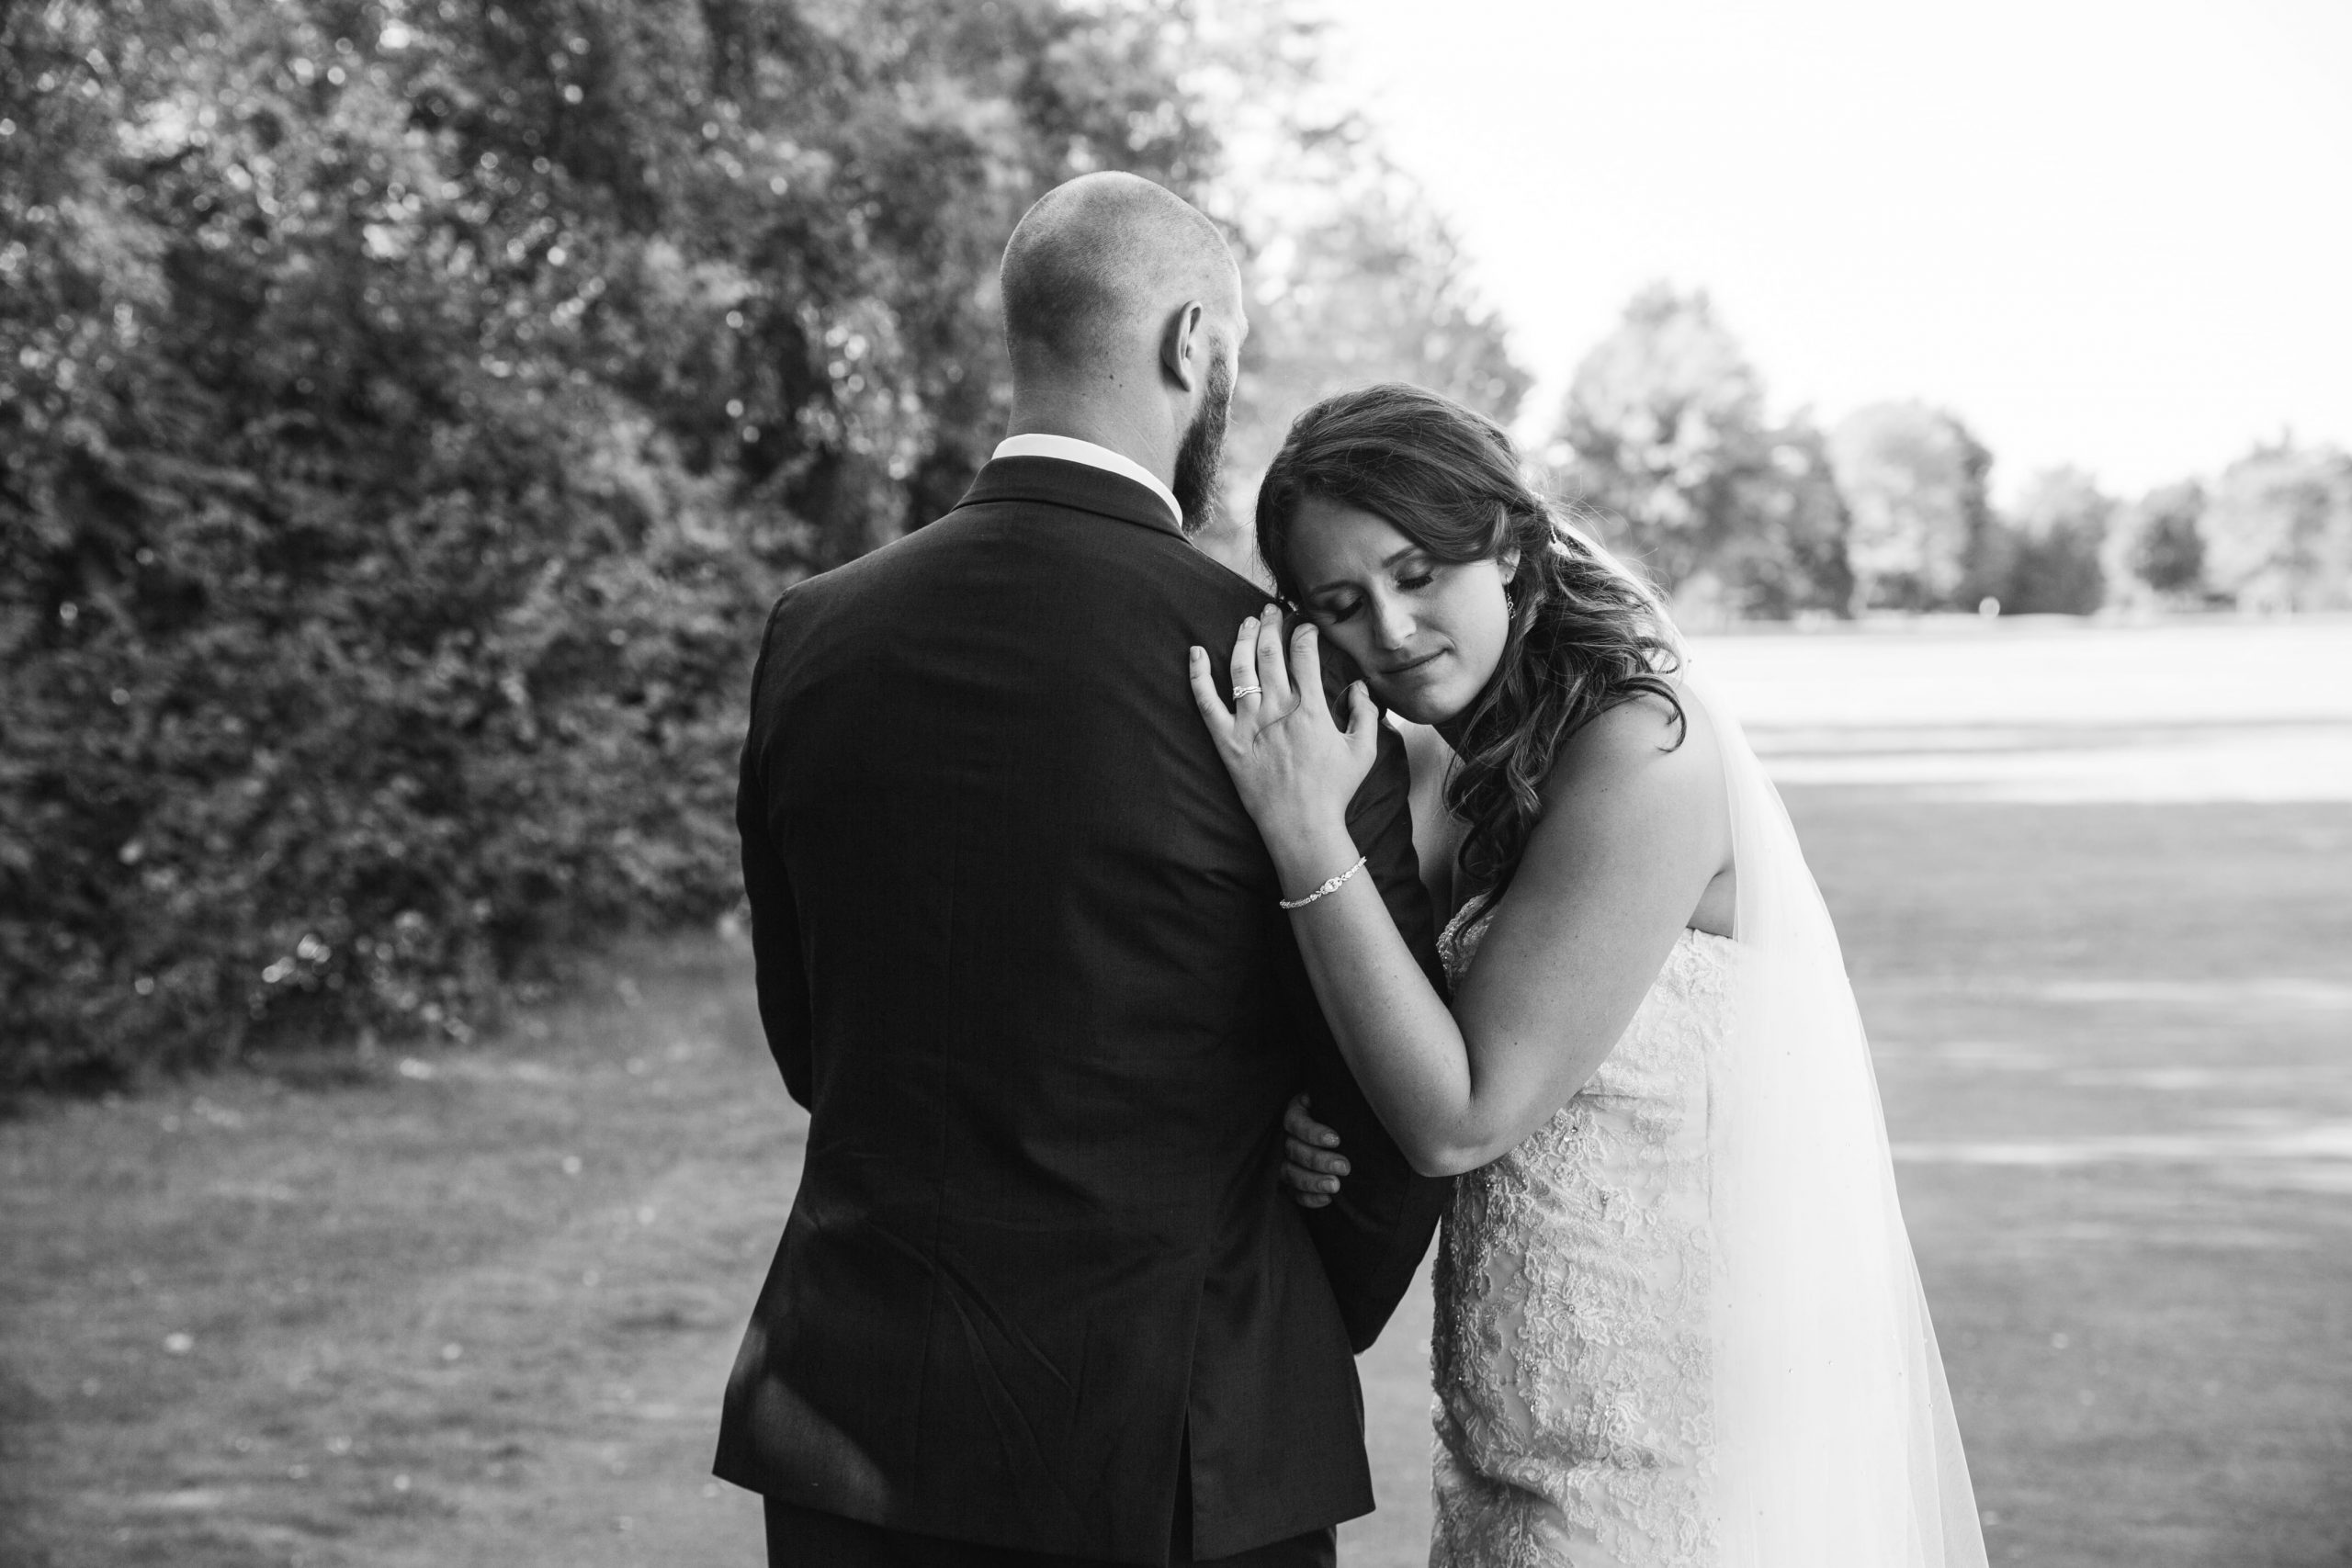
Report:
1554,684,1723,793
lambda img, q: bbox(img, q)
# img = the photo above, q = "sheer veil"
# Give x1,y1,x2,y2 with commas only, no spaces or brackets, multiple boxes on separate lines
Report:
1685,663,1987,1568
1543,502,1983,1561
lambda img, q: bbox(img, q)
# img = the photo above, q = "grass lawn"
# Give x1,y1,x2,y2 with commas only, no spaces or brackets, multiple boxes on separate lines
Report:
6,780,2350,1561
0,944,790,1567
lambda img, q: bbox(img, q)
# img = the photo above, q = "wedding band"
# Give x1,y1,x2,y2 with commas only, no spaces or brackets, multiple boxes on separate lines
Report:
1234,684,1262,699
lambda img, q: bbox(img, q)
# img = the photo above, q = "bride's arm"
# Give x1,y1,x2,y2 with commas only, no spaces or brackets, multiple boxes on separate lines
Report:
1193,614,1726,1177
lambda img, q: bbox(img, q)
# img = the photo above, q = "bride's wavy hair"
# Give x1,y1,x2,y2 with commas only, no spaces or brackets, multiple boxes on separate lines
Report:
1256,383,1685,919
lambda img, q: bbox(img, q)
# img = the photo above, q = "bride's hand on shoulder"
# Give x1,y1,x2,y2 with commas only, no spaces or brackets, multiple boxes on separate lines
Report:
1187,606,1378,847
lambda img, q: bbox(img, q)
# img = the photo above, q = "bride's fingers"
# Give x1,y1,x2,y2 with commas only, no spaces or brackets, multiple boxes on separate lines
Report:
1341,680,1378,750
1289,621,1329,720
1186,648,1238,742
1254,604,1293,709
1227,615,1261,716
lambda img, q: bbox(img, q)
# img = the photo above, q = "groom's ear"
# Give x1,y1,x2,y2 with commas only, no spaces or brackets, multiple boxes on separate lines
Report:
1160,300,1207,391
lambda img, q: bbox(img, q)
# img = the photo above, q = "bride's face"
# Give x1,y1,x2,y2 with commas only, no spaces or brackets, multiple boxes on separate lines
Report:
1287,495,1517,727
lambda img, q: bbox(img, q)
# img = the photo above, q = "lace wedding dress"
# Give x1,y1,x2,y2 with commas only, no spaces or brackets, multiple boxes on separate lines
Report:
1430,910,1733,1568
1422,676,1986,1568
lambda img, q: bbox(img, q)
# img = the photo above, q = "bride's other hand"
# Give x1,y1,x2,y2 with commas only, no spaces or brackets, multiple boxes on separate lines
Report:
1278,1092,1349,1208
1188,606,1379,852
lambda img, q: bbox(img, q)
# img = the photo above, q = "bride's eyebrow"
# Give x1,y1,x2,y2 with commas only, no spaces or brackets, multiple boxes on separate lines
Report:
1306,545,1423,598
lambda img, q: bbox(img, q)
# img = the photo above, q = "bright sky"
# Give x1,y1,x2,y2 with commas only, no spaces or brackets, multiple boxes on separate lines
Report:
1321,0,2352,502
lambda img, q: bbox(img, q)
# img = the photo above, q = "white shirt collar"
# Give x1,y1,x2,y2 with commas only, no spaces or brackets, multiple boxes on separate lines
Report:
990,434,1183,527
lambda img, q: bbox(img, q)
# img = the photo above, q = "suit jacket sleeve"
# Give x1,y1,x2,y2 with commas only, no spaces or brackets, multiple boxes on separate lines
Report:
1292,714,1454,1352
739,601,813,1109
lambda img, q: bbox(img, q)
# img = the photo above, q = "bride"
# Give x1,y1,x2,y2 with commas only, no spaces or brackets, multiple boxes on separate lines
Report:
1186,384,1985,1568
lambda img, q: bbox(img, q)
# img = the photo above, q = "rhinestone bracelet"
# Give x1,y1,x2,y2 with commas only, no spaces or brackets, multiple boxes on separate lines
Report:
1278,854,1368,911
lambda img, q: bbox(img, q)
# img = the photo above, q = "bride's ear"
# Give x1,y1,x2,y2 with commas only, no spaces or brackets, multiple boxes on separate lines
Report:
1498,546,1523,582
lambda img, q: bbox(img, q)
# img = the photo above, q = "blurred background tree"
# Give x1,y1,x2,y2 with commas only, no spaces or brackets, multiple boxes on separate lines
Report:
1191,10,1529,577
1209,166,1529,575
1997,467,2112,615
2102,479,2209,608
1714,419,1853,621
1547,286,1849,620
2199,442,2352,612
1827,400,1997,612
1552,285,1770,592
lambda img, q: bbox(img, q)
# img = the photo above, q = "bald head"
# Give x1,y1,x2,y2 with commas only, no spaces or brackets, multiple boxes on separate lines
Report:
1001,172,1239,378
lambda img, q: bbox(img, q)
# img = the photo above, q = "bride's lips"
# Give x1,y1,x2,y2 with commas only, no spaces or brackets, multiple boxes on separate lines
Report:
1377,649,1446,680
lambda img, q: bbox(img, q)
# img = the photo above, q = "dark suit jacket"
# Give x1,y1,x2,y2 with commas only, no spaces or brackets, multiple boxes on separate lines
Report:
715,456,1452,1564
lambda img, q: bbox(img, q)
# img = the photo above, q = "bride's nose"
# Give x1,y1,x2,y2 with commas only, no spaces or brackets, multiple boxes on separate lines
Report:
1372,595,1416,649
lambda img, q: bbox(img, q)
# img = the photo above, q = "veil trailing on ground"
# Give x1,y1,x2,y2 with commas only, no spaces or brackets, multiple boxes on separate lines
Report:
1682,665,1988,1568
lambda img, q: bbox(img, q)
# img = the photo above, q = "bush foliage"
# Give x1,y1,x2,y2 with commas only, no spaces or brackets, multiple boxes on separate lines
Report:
6,0,1463,1085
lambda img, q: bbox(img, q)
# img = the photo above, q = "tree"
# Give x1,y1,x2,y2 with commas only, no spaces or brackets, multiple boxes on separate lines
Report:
1183,17,1529,577
1999,467,2112,615
1553,285,1766,592
2201,443,2352,611
1826,401,1996,612
1713,419,1854,620
1199,165,1531,576
1550,285,1849,617
2102,479,2208,604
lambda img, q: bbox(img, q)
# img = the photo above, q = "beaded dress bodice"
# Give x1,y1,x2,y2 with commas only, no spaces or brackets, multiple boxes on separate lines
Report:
1428,906,1735,1568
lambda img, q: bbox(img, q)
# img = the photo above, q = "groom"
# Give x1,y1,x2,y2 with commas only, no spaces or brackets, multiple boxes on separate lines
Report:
717,172,1449,1566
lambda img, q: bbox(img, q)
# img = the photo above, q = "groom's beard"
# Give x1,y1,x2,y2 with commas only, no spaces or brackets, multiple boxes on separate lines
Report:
1170,352,1233,536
